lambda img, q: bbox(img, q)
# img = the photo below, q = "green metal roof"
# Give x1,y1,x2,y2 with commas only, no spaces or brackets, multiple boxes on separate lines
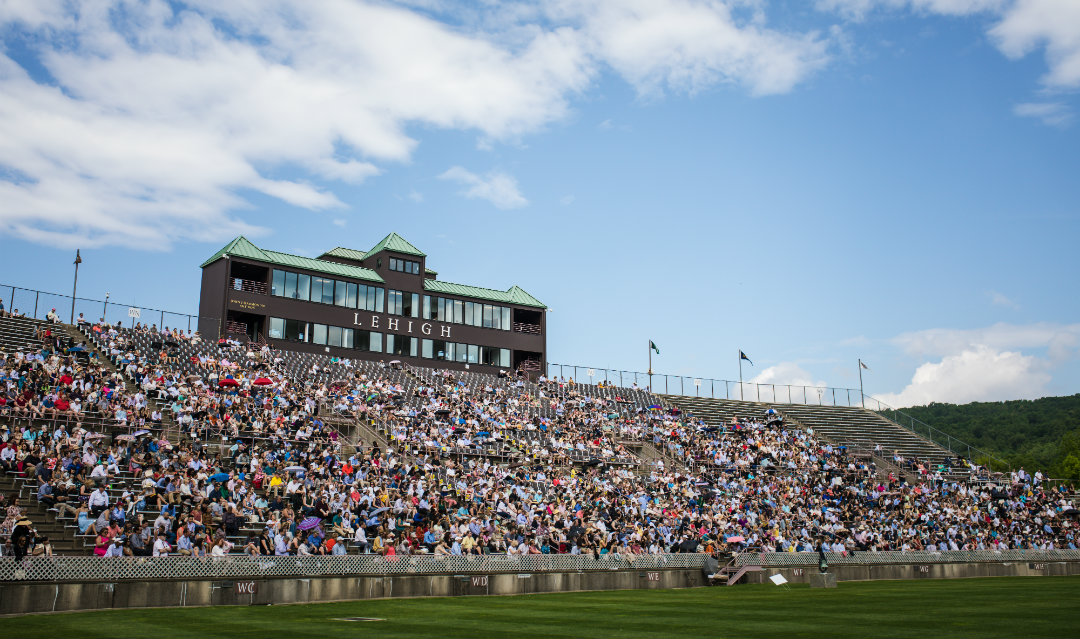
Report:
366,232,426,257
424,279,546,309
322,246,368,262
322,245,437,277
201,237,384,283
203,235,542,306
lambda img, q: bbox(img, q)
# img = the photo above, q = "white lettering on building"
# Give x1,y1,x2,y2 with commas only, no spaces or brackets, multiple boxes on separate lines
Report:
421,323,432,336
441,325,451,338
387,318,399,331
370,315,380,329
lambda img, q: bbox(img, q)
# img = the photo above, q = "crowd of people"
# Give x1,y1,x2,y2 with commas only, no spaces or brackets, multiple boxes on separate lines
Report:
0,316,1077,563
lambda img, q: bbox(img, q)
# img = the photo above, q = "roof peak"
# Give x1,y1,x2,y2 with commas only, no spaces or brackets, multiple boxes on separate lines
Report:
367,232,425,258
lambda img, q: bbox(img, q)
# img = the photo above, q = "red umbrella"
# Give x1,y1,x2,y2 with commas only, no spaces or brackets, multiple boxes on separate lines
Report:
253,377,273,386
218,378,239,387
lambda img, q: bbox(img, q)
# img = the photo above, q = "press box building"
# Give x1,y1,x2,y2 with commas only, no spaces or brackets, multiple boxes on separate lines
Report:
198,233,546,374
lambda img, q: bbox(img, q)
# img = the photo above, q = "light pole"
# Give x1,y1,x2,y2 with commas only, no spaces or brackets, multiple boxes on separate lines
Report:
103,292,110,323
70,249,82,324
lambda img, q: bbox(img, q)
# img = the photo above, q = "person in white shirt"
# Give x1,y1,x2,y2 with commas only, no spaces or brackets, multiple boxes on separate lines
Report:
152,533,172,557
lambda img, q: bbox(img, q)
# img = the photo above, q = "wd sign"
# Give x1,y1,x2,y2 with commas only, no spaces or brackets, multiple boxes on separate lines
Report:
471,575,488,587
234,580,258,595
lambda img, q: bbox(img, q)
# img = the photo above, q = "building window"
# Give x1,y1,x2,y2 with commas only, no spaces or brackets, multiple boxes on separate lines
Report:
284,319,308,342
387,290,419,317
272,270,286,297
334,281,348,307
389,257,420,274
420,295,510,331
385,334,417,357
312,323,328,345
268,317,284,339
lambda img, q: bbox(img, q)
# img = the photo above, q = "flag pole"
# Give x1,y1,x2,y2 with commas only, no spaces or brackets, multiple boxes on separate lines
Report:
738,349,743,401
648,340,652,392
858,358,865,408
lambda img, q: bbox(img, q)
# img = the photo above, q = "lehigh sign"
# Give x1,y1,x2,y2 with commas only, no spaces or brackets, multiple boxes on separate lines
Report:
352,313,451,339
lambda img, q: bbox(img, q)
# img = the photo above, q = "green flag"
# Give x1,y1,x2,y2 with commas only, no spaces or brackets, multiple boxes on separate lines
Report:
650,340,660,355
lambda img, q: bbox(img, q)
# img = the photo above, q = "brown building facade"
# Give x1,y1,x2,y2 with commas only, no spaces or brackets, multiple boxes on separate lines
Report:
198,233,546,374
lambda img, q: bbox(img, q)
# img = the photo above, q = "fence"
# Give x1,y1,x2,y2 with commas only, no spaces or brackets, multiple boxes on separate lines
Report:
733,549,1080,567
546,363,866,407
0,553,711,582
0,283,218,336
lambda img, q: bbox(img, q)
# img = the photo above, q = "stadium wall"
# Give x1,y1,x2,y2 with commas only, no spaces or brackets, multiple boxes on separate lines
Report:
744,559,1080,585
0,568,706,615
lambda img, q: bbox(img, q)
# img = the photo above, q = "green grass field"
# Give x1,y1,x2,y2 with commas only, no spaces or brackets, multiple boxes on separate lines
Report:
2,577,1077,638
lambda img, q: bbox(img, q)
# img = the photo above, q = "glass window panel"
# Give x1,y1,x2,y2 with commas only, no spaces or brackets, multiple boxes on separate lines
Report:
376,288,384,313
409,337,418,357
501,307,511,331
453,300,463,324
410,293,419,318
297,274,311,302
268,317,284,339
370,331,382,353
423,296,431,320
284,272,298,299
342,328,354,349
500,348,510,367
328,326,342,347
482,305,492,328
312,324,327,345
271,270,285,297
464,302,474,326
335,281,347,307
346,283,358,309
468,344,479,364
421,339,432,358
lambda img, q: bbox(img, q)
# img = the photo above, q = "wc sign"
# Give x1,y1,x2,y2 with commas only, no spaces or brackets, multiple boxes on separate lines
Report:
234,581,258,595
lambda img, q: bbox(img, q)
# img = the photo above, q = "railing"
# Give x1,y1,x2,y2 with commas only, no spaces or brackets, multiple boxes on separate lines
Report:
229,277,268,296
733,549,1080,567
0,553,712,582
512,322,542,335
0,283,219,335
546,363,864,407
864,395,1012,473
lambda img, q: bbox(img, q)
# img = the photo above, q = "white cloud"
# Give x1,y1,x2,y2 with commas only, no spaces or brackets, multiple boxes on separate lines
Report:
559,194,576,205
875,345,1051,407
1014,101,1072,126
750,361,828,388
816,0,1003,21
892,322,1080,359
406,190,424,203
988,290,1020,309
332,218,347,228
0,0,829,249
555,0,831,96
820,0,1080,94
439,166,528,210
876,321,1080,406
991,0,1080,89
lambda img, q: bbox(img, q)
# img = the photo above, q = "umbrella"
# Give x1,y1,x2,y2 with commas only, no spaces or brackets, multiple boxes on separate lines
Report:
85,433,107,440
253,377,273,386
185,375,201,383
218,378,239,387
157,439,171,447
210,472,230,482
388,360,402,365
726,536,745,543
132,429,150,437
647,404,662,410
368,507,389,516
284,465,306,473
297,516,322,531
115,434,135,442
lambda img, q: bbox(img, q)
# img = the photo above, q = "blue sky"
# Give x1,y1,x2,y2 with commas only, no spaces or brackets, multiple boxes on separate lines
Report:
0,0,1077,407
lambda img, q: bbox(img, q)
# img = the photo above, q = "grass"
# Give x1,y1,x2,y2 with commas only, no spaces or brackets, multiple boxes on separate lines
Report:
2,577,1078,638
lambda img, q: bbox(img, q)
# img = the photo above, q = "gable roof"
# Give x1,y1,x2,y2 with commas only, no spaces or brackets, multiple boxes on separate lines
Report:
321,246,368,262
366,232,426,258
423,279,546,309
202,237,384,283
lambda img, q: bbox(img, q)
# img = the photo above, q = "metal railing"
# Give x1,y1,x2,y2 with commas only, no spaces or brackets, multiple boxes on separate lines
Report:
0,283,219,336
229,277,268,296
864,395,1012,472
733,549,1080,567
0,553,711,582
546,363,864,406
512,322,542,335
